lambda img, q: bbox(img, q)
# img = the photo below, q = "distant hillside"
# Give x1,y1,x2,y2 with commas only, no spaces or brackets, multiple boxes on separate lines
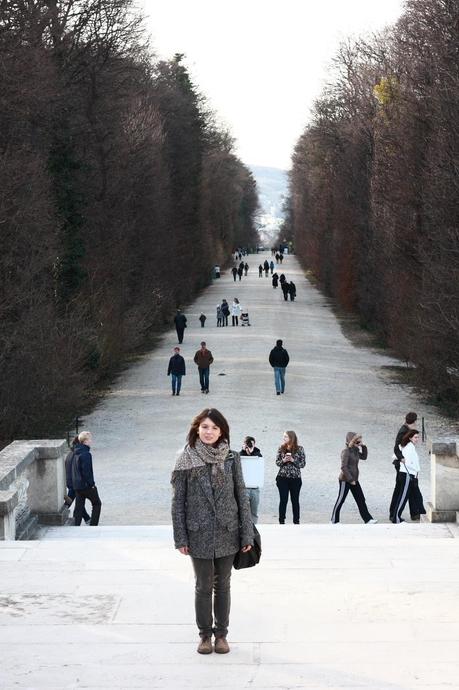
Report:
250,166,288,243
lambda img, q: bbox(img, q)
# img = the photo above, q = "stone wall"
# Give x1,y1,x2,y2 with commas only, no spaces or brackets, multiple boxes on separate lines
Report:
0,440,68,539
427,440,459,522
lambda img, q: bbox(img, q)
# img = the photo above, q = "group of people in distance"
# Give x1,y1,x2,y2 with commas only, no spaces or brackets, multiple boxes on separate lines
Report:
171,406,427,655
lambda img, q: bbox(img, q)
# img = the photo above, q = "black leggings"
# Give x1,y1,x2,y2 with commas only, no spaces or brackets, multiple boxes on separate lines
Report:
276,476,302,523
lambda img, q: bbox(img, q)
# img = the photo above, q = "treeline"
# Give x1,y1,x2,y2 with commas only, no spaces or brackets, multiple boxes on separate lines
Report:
287,0,459,411
0,0,258,440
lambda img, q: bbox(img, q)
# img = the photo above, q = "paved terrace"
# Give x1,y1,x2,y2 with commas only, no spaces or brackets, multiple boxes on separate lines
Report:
81,252,456,525
1,523,459,688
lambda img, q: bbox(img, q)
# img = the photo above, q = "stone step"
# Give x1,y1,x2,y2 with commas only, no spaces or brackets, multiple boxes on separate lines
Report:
2,522,458,689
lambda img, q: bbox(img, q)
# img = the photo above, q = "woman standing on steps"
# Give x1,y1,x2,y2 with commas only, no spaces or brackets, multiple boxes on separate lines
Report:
171,408,253,656
275,430,306,524
330,432,377,524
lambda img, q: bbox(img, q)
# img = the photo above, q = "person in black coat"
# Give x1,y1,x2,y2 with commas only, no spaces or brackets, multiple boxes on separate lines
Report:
258,264,263,277
389,412,419,521
237,266,243,280
269,339,290,394
231,266,237,282
167,346,186,396
174,309,187,343
263,260,269,276
288,281,296,301
281,281,289,301
272,273,279,288
64,436,90,524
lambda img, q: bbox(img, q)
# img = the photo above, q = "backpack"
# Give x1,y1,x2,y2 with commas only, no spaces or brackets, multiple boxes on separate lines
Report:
71,451,84,489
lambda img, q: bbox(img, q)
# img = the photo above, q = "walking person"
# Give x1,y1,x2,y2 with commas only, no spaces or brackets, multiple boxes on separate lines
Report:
244,262,249,276
199,312,207,328
389,412,419,521
194,341,214,394
288,281,296,301
331,433,377,524
174,309,187,344
391,429,426,524
269,260,274,274
258,264,263,278
237,265,243,281
269,339,289,395
275,430,306,524
69,431,102,526
231,298,241,326
272,272,279,288
221,299,230,327
167,346,186,396
64,437,90,524
240,436,263,523
279,253,283,264
263,260,269,277
171,408,253,655
281,280,289,301
231,266,237,282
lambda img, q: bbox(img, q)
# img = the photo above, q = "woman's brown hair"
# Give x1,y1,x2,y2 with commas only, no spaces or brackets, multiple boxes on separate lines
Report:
401,429,419,447
281,430,298,454
187,408,230,448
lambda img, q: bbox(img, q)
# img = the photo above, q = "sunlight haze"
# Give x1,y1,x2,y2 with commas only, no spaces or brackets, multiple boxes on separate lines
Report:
142,0,405,169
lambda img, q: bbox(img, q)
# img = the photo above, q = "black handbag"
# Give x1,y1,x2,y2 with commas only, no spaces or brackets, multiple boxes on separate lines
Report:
233,525,261,570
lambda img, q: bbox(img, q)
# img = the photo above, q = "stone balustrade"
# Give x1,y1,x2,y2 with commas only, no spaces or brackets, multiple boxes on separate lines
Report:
427,440,459,522
0,440,68,539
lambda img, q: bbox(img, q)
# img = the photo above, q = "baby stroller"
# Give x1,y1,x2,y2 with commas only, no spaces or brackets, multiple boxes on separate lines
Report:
240,309,251,326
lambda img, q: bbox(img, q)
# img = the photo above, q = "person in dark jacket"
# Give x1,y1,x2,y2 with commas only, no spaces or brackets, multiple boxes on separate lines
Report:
263,260,269,277
389,412,419,521
69,431,102,526
199,313,207,328
331,433,377,524
269,260,275,274
193,341,214,393
237,265,243,281
281,280,289,301
269,339,290,395
220,299,230,326
171,408,253,655
231,266,237,282
64,436,90,524
279,273,286,285
167,346,186,396
174,309,187,344
244,262,249,276
258,264,263,277
288,281,296,301
272,273,279,288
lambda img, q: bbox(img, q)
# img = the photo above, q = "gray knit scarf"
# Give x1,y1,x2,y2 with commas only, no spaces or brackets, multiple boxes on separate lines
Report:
173,438,229,491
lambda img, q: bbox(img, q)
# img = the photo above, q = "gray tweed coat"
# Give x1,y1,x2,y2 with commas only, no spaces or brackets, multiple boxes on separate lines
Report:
171,450,254,559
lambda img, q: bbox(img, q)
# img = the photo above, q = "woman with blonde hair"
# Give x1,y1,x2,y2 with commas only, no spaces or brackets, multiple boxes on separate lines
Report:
275,430,306,524
171,408,253,655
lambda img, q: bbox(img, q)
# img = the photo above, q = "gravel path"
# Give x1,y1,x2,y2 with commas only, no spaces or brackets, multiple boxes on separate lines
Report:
82,252,457,524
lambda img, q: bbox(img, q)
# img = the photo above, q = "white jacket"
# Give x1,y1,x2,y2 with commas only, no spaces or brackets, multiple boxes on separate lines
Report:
398,442,420,476
231,302,242,317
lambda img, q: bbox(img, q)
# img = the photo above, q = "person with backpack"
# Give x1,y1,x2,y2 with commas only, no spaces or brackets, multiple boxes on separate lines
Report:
64,436,90,525
69,431,102,526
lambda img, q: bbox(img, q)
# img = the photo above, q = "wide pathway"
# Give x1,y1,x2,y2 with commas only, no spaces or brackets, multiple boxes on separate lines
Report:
82,252,456,524
1,523,459,688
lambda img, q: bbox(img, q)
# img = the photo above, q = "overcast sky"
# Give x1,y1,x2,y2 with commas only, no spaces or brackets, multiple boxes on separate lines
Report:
142,0,405,170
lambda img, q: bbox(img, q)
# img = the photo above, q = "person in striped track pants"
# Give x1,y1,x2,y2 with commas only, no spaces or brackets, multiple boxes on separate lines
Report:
391,429,426,523
331,432,378,524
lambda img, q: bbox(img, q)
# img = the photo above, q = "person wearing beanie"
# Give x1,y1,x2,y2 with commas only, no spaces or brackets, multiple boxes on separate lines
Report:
331,432,377,524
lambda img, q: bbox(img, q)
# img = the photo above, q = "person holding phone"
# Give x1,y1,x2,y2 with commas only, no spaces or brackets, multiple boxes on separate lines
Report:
240,436,262,523
331,432,377,524
275,430,306,524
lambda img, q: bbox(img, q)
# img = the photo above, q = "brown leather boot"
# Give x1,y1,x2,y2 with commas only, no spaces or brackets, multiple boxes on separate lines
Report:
197,636,213,654
214,636,230,654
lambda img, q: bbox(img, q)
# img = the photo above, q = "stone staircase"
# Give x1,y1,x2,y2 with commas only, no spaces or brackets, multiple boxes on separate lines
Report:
1,523,459,688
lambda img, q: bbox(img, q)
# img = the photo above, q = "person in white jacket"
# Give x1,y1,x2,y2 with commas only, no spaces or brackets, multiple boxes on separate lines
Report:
392,429,426,523
231,298,242,326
